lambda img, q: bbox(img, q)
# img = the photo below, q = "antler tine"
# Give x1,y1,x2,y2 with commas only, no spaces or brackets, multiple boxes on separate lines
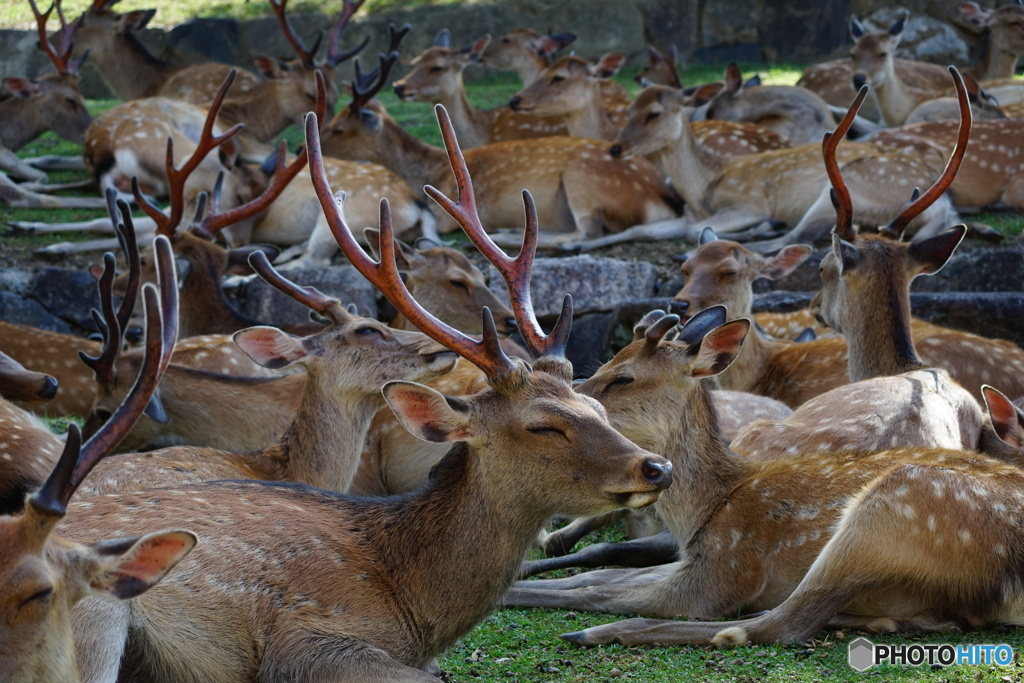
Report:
351,49,401,112
326,0,369,65
70,234,178,495
822,84,868,241
387,22,411,54
111,195,141,335
304,111,516,381
77,250,121,385
248,250,341,319
136,70,244,237
197,70,326,236
269,0,317,67
882,66,971,238
423,104,572,359
29,0,79,75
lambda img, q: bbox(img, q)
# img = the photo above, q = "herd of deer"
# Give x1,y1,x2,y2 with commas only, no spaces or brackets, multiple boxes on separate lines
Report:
3,0,1024,679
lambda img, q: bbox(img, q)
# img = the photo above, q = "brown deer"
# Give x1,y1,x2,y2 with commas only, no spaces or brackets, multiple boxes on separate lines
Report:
959,1,1024,81
393,32,570,147
0,254,196,682
321,42,681,249
904,72,1007,123
0,0,91,184
59,107,671,682
478,27,576,85
635,44,682,89
591,79,962,254
696,63,836,145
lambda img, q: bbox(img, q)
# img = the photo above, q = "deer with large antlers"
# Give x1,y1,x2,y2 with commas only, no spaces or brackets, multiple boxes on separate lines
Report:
0,234,196,682
321,36,680,249
0,0,91,186
57,106,671,682
588,75,966,254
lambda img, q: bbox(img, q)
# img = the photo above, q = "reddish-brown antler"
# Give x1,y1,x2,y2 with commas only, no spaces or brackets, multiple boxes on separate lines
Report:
423,104,572,360
194,70,326,237
132,70,244,238
822,84,869,242
350,23,409,113
326,0,369,66
247,250,347,323
881,66,972,239
29,0,85,75
305,111,517,382
269,0,321,68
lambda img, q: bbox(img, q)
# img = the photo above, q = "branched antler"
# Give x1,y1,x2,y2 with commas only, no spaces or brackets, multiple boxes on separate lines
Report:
29,0,86,75
270,0,321,68
326,0,369,65
350,23,409,113
248,250,347,324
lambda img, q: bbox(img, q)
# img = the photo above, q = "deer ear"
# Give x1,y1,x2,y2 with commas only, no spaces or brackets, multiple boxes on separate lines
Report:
254,56,283,78
850,15,866,39
723,63,742,93
3,77,41,99
763,244,812,279
690,82,723,107
592,52,626,79
832,234,861,275
233,326,308,369
983,385,1024,448
908,225,964,276
89,530,196,600
464,36,490,62
118,8,155,32
538,32,576,55
383,381,472,443
362,227,419,268
960,2,992,26
690,320,750,377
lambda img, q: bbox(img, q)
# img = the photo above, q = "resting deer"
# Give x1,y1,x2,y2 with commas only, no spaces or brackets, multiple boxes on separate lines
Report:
0,255,197,683
60,107,672,682
478,27,576,85
0,0,92,189
320,37,680,249
904,72,1006,123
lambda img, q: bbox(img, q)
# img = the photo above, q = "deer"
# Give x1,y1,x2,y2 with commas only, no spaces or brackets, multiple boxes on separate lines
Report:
586,77,963,254
904,72,1007,123
477,27,577,85
320,39,681,249
0,0,91,185
507,53,791,157
635,44,682,89
392,31,570,148
56,106,672,683
0,246,198,683
694,63,836,145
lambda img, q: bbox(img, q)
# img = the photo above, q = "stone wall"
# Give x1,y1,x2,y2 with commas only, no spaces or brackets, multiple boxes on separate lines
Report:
1,1,1003,98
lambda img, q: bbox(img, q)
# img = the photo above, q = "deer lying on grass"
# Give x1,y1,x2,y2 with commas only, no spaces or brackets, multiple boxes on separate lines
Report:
0,256,196,682
393,31,570,147
0,0,95,202
695,63,836,145
582,78,961,253
321,41,681,249
58,107,672,682
904,72,1006,123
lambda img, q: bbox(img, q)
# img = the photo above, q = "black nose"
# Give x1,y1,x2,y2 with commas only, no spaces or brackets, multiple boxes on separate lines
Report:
39,376,58,400
642,458,673,490
393,84,406,96
504,317,517,333
509,95,521,110
852,73,866,89
609,144,622,158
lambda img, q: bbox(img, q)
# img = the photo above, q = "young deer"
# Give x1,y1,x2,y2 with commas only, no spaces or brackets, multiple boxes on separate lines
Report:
0,0,91,184
321,42,680,249
593,78,962,254
393,32,570,148
59,108,671,682
478,27,577,85
0,254,197,682
696,63,835,145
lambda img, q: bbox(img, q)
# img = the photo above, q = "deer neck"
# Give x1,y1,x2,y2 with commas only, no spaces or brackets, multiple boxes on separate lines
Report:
262,367,379,492
0,98,49,151
563,87,618,141
843,280,923,381
718,326,785,392
872,62,925,126
439,80,492,149
381,121,450,193
94,33,176,100
177,247,260,336
977,43,1020,80
367,444,552,663
650,119,721,217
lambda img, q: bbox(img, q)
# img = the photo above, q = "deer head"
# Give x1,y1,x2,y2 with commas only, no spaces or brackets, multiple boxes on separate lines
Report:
392,33,490,102
609,85,692,159
850,12,908,90
509,53,627,116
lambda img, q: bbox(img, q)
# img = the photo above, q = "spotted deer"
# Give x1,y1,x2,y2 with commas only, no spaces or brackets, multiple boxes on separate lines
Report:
506,303,1024,649
904,72,1007,123
59,107,672,683
695,63,835,145
583,80,961,253
393,31,570,147
321,43,681,249
0,0,91,184
478,27,576,85
0,256,196,683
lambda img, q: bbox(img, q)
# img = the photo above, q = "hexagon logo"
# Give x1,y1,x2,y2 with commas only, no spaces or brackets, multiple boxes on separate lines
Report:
848,637,875,672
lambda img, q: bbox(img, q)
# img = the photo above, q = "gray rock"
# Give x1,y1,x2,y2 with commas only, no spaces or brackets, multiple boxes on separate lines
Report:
0,291,72,334
164,18,251,68
910,292,1024,347
0,268,34,296
29,268,101,332
760,0,852,63
861,7,970,65
241,14,333,64
912,249,1024,293
239,265,377,328
489,255,657,318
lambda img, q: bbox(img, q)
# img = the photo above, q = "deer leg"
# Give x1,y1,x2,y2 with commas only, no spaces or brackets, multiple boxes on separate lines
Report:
566,206,774,252
71,597,130,683
260,632,439,682
522,529,679,578
0,149,48,183
746,189,837,254
538,510,628,556
0,172,107,209
21,154,87,171
34,233,158,257
9,215,158,235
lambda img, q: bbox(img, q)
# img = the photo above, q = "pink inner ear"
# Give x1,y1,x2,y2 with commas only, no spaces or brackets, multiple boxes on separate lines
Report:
985,388,1023,446
3,77,37,98
116,533,195,580
253,56,279,78
234,327,306,368
724,64,742,92
767,245,812,279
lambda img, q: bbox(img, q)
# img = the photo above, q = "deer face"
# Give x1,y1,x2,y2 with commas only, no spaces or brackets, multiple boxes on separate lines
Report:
253,59,340,126
2,74,91,146
321,103,391,165
509,56,594,115
611,86,689,159
64,5,156,62
393,45,479,102
850,16,904,90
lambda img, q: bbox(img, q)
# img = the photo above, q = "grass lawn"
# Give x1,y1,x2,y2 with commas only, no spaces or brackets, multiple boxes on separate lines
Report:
6,59,1024,682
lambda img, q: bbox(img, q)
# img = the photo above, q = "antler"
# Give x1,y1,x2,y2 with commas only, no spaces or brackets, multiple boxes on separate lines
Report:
305,110,518,382
423,104,572,360
132,69,244,238
326,0,369,66
269,0,321,68
29,0,85,76
822,84,869,241
350,23,409,113
248,250,347,323
881,66,971,239
194,70,326,237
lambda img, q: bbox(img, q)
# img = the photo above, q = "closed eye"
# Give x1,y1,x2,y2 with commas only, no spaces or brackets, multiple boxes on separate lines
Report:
646,111,660,122
605,376,634,393
449,279,469,293
528,426,567,438
21,587,53,608
355,326,385,339
551,75,565,84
